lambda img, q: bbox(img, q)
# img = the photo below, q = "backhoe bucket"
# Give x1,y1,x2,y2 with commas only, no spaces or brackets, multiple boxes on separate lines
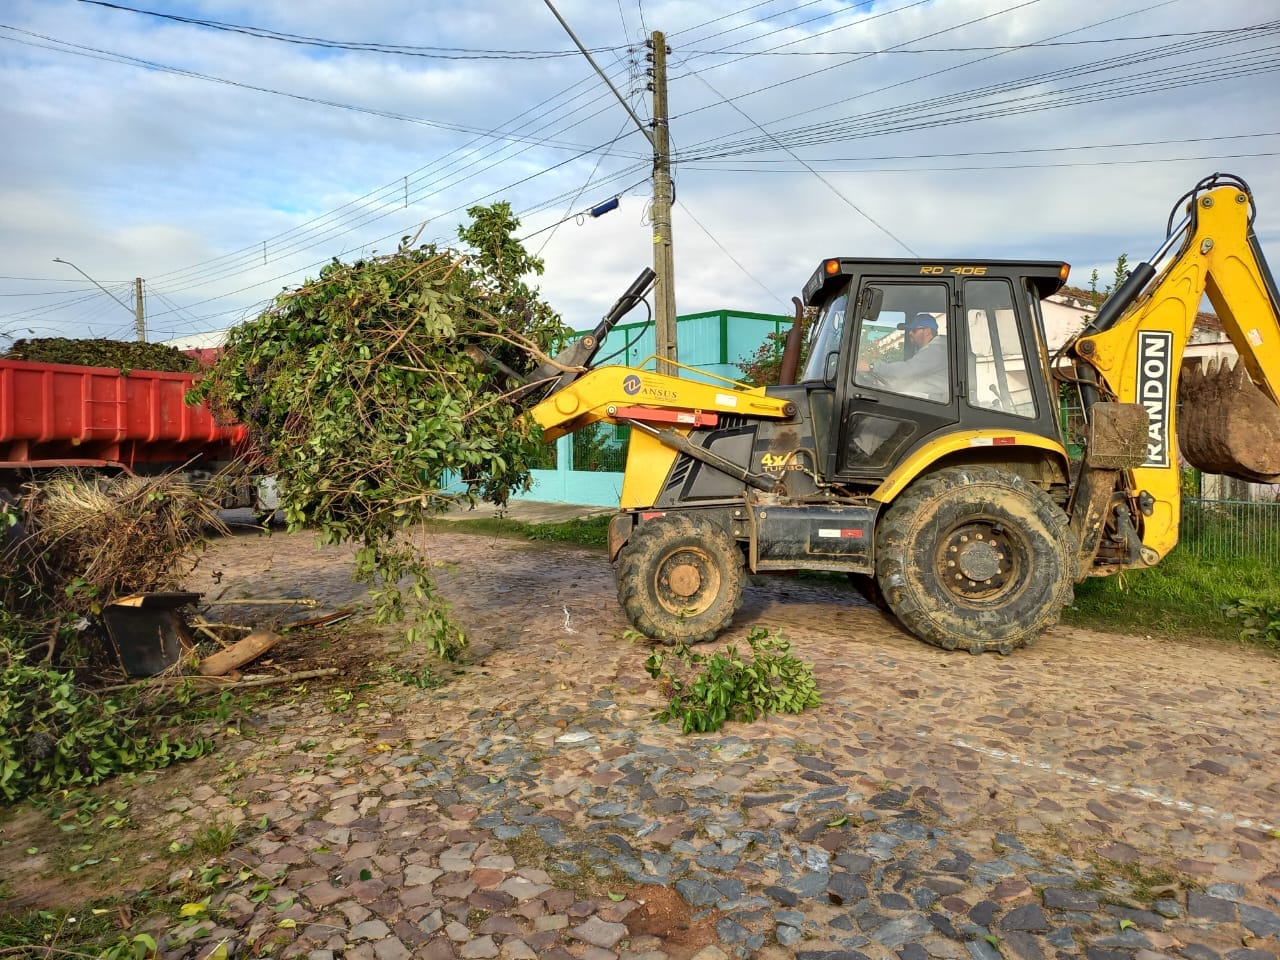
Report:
1177,357,1280,483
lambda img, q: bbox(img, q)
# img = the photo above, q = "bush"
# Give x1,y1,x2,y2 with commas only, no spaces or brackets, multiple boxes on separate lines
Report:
1,492,216,802
192,203,567,658
1224,598,1280,650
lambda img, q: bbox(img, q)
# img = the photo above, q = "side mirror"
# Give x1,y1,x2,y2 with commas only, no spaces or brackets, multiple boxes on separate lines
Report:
857,286,884,322
824,350,839,385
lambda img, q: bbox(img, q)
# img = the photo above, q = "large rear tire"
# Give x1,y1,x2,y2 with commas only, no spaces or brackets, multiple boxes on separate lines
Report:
848,573,890,612
616,514,744,643
877,466,1076,655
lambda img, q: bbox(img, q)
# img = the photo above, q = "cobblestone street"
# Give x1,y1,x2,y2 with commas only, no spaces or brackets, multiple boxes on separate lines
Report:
8,525,1279,960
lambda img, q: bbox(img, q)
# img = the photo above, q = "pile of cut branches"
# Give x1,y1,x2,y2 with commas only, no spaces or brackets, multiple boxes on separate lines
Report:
192,203,569,658
3,473,225,647
3,337,200,372
1,479,223,802
22,473,223,603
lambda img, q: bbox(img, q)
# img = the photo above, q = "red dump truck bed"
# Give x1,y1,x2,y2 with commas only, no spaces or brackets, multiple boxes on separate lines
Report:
0,357,246,471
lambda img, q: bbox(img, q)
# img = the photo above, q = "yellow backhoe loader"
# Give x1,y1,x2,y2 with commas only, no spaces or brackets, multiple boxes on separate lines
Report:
523,173,1280,654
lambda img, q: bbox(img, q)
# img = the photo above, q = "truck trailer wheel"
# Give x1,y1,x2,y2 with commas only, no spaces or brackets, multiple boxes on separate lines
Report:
876,466,1076,655
616,513,744,644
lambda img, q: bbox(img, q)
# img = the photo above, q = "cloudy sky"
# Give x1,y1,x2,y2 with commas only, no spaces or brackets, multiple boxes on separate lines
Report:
1,0,1276,349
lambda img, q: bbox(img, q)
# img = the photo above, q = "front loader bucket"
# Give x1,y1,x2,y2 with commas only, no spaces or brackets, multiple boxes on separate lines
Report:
1178,357,1280,483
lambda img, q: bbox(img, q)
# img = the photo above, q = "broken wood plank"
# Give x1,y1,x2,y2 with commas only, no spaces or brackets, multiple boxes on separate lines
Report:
197,629,283,677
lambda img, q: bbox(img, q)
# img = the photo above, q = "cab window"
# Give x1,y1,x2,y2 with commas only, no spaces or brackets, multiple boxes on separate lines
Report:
800,283,849,383
852,283,950,403
965,279,1037,418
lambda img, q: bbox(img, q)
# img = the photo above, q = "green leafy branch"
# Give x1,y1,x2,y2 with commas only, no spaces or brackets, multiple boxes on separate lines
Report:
0,653,214,803
191,203,569,658
644,627,821,734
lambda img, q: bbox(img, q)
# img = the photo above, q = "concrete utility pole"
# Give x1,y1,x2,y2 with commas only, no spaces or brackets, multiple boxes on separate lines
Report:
648,32,678,375
52,258,146,341
541,2,680,374
133,277,146,342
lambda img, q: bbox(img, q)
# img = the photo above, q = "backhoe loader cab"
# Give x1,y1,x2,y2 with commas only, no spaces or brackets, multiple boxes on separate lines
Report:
529,174,1280,655
795,258,1072,489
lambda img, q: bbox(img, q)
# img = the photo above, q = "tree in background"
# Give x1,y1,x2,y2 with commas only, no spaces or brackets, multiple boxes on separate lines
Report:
736,311,812,386
194,204,567,657
1086,253,1130,310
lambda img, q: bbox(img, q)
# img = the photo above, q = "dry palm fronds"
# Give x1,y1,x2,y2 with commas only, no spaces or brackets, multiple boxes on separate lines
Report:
25,471,227,606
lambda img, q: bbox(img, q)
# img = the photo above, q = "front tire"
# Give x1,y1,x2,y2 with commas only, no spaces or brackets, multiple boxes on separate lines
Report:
877,466,1076,655
616,514,744,643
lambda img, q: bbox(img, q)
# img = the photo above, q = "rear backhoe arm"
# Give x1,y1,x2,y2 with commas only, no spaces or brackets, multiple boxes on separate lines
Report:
1070,174,1280,566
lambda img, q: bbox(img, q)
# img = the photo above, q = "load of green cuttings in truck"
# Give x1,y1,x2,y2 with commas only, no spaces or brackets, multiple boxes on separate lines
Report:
3,337,200,372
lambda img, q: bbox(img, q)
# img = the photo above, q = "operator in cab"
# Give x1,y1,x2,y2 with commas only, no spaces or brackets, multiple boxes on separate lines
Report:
857,312,949,402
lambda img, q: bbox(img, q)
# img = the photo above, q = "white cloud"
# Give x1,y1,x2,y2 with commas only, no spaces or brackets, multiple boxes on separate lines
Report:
0,0,1276,347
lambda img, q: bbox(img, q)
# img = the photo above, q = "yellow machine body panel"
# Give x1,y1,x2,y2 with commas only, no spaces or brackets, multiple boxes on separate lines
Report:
619,428,682,509
871,430,1071,504
531,364,790,441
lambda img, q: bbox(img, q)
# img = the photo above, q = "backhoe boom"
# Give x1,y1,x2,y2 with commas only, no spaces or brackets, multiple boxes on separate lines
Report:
1070,174,1280,565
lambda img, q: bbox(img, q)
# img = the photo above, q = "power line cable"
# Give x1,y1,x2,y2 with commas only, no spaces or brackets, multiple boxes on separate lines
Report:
673,0,859,52
675,53,918,255
746,24,1278,149
518,176,652,242
679,23,1280,55
667,0,789,40
140,62,645,294
139,64,628,280
679,131,1280,165
128,57,645,293
674,0,1183,154
75,0,625,60
145,74,637,290
2,14,650,300
0,275,121,283
146,112,647,298
0,287,96,297
0,285,128,322
683,151,1280,174
670,0,1041,126
141,158,654,328
683,39,1279,158
0,24,613,150
534,115,637,257
675,199,787,309
5,1,988,320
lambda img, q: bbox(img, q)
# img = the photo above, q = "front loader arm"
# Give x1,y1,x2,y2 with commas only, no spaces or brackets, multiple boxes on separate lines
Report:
530,362,794,509
531,363,791,440
1070,175,1280,566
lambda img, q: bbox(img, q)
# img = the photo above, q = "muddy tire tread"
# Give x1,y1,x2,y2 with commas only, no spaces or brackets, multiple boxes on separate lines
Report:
877,465,1076,654
616,513,744,643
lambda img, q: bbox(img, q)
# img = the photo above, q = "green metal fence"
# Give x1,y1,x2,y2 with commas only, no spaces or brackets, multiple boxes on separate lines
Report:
1180,497,1280,565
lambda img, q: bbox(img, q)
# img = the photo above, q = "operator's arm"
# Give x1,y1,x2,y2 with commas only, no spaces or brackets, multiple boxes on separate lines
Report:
867,337,949,400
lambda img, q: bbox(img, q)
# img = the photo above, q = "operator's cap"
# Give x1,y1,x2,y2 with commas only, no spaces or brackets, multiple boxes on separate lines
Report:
898,313,938,333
